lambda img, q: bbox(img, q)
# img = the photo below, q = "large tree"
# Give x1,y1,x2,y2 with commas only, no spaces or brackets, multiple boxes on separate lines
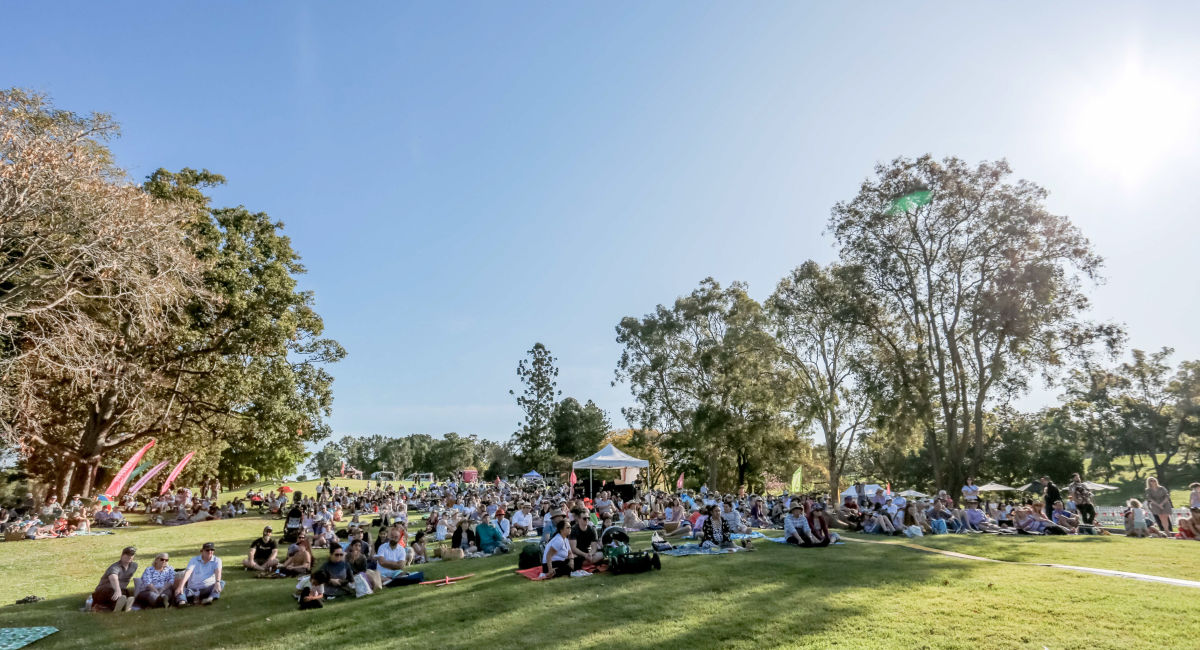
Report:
510,343,560,473
828,155,1119,490
615,278,792,489
551,397,611,461
767,261,870,494
1,90,343,497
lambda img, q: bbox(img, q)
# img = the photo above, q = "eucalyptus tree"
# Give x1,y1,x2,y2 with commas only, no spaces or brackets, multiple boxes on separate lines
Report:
766,261,871,494
615,278,790,489
828,155,1119,489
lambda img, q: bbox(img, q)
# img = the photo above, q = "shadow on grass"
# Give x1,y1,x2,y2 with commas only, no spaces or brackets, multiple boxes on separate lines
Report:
0,531,984,650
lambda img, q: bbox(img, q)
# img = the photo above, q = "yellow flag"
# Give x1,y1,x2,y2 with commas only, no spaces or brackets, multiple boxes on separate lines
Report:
790,467,803,493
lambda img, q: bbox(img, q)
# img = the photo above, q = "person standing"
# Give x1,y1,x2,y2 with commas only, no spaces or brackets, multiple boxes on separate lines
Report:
961,478,980,508
92,547,138,612
1145,477,1174,532
1066,473,1096,526
1040,477,1062,515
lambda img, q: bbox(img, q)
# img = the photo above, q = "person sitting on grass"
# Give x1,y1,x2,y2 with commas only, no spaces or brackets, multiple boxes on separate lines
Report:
1051,501,1081,534
569,508,603,571
451,518,477,554
299,569,327,610
722,501,751,534
244,525,279,572
175,542,223,606
1176,508,1199,540
135,552,176,609
319,545,355,597
410,531,428,564
510,503,534,537
1123,499,1166,538
700,504,735,549
541,519,574,578
475,511,508,554
92,546,138,612
279,533,313,576
784,503,831,547
622,501,648,531
374,527,412,584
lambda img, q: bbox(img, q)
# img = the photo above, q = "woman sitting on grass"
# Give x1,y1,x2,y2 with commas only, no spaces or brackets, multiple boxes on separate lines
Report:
699,504,735,549
1176,508,1198,540
622,501,648,531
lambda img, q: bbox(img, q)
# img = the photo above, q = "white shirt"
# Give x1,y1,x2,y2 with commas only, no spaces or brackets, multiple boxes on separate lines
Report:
497,518,511,539
542,534,570,564
962,485,979,502
512,510,533,528
375,542,406,565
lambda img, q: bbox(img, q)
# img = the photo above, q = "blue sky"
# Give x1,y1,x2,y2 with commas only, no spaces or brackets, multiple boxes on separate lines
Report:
5,2,1199,444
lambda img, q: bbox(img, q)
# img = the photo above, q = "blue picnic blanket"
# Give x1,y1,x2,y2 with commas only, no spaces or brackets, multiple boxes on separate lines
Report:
0,627,57,650
659,543,745,557
731,531,767,540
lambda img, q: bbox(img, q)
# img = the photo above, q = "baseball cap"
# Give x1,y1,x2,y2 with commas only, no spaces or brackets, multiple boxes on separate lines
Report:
201,542,216,551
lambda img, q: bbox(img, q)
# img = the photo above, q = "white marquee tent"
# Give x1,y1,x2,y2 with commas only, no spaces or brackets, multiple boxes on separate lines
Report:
572,444,649,493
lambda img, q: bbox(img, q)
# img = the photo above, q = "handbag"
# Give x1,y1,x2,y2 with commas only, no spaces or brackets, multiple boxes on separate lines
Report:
353,572,374,597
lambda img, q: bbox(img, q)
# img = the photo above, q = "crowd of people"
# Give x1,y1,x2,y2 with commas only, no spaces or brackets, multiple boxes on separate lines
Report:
17,468,1193,613
829,475,1200,540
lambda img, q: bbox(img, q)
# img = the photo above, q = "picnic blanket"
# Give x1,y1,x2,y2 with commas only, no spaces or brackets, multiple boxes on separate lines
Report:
659,543,745,557
0,627,57,650
514,563,607,580
766,535,844,545
730,532,767,540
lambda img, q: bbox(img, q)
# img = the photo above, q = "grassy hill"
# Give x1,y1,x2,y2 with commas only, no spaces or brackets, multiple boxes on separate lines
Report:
0,512,1197,649
1085,454,1198,507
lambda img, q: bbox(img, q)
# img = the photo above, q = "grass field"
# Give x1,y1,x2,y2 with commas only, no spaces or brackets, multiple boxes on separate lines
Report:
1,512,1197,650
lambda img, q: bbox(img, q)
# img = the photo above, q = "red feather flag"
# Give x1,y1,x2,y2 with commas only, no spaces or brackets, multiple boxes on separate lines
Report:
103,439,156,498
160,452,196,495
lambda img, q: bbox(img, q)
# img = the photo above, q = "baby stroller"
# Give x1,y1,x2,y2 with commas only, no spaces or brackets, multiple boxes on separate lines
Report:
282,506,303,544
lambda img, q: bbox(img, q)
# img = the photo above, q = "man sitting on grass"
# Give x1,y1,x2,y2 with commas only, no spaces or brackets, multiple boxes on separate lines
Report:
92,546,138,612
569,508,603,570
511,503,534,537
244,525,279,572
176,542,224,606
374,527,412,584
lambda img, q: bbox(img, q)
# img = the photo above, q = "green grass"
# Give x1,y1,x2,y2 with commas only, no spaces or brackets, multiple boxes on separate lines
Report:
847,532,1200,581
1,515,1198,649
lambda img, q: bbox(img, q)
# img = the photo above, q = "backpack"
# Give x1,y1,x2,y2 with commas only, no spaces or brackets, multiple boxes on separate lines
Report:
608,550,660,575
518,542,543,570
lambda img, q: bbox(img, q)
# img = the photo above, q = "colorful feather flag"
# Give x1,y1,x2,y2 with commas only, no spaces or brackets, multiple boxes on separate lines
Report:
790,467,803,494
103,439,156,498
127,461,170,496
676,472,684,490
160,452,196,495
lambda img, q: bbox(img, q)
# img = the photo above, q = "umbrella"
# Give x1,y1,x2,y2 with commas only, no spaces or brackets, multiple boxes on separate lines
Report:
898,490,928,497
1083,481,1118,491
1015,483,1039,492
95,494,112,503
278,485,294,494
977,482,1017,492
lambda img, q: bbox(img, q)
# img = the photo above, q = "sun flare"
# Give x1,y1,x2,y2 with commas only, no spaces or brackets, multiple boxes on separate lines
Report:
1072,62,1197,184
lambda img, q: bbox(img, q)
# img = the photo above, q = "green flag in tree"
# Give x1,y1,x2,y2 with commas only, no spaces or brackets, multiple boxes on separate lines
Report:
790,467,803,493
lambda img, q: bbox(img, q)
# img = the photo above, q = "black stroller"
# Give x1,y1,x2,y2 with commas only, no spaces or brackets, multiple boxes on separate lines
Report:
282,505,303,544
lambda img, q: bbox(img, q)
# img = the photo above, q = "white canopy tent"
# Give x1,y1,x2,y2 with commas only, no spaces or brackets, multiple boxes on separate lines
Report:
572,444,650,496
839,484,885,499
977,482,1017,492
1083,481,1118,491
898,489,928,498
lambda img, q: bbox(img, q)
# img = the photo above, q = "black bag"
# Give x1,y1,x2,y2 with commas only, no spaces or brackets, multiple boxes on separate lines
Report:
609,550,660,575
518,543,543,570
384,571,423,588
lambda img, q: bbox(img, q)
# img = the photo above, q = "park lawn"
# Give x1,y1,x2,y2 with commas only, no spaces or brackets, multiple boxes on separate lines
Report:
844,532,1200,582
215,478,415,504
1085,454,1198,508
0,518,1198,649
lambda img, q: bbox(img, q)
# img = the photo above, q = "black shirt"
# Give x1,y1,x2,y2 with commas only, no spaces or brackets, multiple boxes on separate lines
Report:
323,559,351,583
571,523,598,552
250,537,278,565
